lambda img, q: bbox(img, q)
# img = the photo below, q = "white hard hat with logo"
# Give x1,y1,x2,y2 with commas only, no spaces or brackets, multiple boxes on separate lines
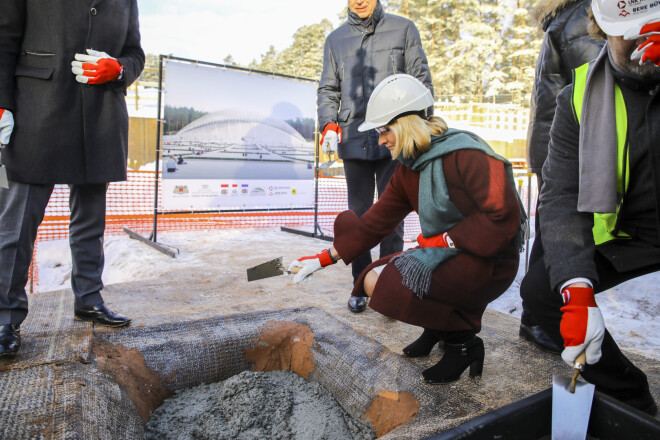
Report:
592,0,660,37
358,74,433,132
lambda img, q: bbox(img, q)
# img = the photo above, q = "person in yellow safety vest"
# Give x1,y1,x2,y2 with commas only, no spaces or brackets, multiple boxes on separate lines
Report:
520,0,604,355
520,0,660,416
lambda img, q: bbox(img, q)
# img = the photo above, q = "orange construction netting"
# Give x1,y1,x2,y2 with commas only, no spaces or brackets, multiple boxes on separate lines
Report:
28,170,537,293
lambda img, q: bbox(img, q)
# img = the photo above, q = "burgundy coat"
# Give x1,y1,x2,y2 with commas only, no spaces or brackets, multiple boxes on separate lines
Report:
333,149,521,332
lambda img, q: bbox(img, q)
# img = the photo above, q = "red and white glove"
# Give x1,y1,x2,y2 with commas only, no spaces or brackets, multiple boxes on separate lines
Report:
0,109,14,145
416,232,455,248
559,286,605,366
288,248,337,284
625,22,660,66
320,123,342,155
71,49,123,84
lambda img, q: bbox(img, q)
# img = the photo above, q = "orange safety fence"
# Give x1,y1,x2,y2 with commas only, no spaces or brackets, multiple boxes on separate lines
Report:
28,169,538,294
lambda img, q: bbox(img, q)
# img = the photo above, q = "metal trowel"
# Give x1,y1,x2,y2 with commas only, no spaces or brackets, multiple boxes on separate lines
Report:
0,149,8,189
552,352,595,440
318,159,336,169
318,151,337,169
247,256,300,281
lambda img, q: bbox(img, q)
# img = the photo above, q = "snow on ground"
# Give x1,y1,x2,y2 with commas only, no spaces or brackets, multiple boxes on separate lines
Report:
35,227,659,361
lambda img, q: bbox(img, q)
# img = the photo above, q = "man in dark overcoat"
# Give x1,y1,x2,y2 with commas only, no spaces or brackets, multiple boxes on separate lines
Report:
0,0,145,357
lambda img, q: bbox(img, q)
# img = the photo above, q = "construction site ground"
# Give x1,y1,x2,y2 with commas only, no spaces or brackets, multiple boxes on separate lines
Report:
1,228,658,439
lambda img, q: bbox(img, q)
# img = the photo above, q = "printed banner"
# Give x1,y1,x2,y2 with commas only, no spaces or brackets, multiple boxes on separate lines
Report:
161,179,314,210
160,59,317,210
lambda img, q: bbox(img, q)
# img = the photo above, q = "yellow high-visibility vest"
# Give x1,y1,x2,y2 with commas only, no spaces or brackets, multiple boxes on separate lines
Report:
572,62,630,245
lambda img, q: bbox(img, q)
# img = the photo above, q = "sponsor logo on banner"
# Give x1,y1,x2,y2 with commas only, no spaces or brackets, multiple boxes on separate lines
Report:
174,185,189,194
268,185,293,196
220,184,229,195
241,184,249,194
250,187,266,196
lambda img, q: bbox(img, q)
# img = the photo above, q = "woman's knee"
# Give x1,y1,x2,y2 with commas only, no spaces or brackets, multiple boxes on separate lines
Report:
363,269,380,297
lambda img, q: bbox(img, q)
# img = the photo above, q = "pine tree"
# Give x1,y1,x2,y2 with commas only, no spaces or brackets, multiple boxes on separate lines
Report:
386,0,542,103
496,0,541,104
274,19,334,79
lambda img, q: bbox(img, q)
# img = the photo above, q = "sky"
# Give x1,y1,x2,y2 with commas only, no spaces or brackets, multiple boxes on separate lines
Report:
137,0,349,66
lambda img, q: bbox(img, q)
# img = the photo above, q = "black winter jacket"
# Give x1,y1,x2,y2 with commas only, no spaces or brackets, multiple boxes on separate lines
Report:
526,0,603,173
317,1,433,161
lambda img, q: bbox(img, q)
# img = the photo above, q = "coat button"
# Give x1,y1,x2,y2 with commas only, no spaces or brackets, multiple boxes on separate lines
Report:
90,7,97,15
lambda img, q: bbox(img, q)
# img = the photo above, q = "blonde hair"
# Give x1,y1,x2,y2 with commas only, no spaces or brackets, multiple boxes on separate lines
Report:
387,115,448,160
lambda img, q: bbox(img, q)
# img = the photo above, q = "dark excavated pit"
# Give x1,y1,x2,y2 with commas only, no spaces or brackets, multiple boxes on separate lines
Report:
93,309,437,438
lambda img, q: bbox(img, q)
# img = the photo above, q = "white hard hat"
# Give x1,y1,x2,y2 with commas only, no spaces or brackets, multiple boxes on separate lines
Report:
592,0,660,37
358,74,433,132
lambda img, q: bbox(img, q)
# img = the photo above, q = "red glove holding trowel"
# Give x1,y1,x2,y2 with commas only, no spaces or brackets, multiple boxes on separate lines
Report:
559,285,605,366
320,123,342,155
288,248,338,284
625,21,660,67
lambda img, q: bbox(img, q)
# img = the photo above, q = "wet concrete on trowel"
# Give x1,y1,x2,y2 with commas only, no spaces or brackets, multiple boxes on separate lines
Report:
0,229,657,439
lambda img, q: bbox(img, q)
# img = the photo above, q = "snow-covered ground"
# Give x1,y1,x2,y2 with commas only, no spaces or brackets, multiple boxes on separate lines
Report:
35,226,659,361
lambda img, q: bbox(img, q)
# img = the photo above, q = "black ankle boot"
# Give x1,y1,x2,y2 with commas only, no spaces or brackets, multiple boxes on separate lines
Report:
423,336,484,384
403,329,444,358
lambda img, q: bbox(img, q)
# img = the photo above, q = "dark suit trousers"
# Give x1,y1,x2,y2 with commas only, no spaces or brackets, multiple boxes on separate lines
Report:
521,173,544,325
0,181,106,325
343,158,404,283
520,252,660,406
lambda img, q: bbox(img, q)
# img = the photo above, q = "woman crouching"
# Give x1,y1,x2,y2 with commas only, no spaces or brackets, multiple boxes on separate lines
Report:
290,74,525,384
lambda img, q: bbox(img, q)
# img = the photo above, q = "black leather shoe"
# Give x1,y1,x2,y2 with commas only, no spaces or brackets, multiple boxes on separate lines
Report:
347,296,367,313
0,324,21,357
74,304,131,327
519,322,562,354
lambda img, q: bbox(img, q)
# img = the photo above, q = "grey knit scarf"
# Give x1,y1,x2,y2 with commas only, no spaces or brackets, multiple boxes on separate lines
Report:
577,44,618,213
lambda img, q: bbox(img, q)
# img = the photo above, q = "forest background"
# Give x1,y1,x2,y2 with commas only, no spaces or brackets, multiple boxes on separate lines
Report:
140,0,544,106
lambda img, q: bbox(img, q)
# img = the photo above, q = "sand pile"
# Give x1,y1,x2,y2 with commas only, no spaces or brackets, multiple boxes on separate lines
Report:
145,370,376,440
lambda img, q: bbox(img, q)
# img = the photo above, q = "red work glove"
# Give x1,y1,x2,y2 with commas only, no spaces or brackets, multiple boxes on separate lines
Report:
287,248,337,284
71,49,123,84
320,123,342,155
633,35,660,66
559,286,605,366
626,22,660,66
0,109,14,145
416,232,456,248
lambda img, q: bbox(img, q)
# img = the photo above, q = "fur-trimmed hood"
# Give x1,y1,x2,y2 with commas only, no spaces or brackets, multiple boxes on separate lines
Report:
533,0,583,29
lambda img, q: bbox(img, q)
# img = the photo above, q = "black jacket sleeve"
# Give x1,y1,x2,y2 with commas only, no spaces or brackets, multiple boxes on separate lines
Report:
539,85,598,290
116,0,145,89
317,37,340,131
526,0,604,173
0,0,26,111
